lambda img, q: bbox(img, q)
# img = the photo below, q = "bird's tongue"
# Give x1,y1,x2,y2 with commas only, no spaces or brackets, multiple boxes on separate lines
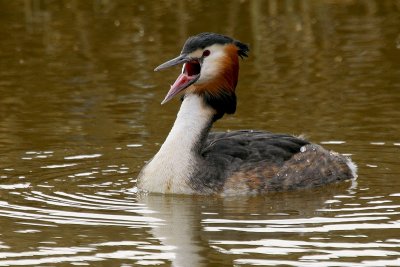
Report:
161,72,197,104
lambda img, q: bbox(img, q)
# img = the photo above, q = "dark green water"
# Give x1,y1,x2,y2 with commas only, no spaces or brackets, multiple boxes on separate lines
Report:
0,1,400,266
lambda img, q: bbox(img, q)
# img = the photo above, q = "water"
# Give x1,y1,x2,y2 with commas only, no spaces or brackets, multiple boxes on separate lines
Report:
0,1,400,266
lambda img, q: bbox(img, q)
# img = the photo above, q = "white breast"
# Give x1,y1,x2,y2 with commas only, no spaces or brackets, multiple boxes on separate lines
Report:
137,94,214,194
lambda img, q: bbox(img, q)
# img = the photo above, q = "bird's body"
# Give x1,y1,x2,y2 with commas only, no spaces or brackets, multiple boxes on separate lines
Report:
137,33,357,195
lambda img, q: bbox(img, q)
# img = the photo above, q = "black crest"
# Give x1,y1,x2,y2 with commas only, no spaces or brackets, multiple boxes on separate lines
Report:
182,32,249,59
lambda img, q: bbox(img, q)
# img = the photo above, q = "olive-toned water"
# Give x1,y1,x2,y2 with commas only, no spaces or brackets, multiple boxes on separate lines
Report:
1,1,400,266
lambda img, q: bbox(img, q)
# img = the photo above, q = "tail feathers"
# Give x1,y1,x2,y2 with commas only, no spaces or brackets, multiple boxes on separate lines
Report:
266,144,357,192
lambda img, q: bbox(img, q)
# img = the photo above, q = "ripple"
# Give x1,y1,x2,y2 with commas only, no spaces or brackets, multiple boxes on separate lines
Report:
64,154,102,160
0,240,175,266
0,183,30,190
0,250,174,266
0,192,161,228
203,190,400,266
41,163,79,169
205,221,398,233
234,258,400,267
320,141,346,145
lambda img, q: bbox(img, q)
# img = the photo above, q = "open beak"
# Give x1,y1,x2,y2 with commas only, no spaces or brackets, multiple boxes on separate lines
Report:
154,54,201,104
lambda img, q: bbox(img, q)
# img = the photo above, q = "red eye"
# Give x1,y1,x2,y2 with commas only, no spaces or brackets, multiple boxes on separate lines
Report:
202,50,210,57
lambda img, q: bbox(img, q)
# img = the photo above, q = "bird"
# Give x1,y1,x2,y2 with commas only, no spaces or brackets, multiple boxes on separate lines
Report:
137,32,357,195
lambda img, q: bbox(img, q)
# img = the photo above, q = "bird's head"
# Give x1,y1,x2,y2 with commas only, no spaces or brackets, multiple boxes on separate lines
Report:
155,32,249,119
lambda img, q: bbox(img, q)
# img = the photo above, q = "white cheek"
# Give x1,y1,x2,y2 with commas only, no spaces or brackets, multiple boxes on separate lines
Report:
197,50,224,83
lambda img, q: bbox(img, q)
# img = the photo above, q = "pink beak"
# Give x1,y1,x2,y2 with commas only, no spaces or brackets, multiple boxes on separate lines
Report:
155,54,201,104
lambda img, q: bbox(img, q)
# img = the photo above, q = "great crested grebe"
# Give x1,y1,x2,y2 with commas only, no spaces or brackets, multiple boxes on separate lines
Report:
137,32,357,195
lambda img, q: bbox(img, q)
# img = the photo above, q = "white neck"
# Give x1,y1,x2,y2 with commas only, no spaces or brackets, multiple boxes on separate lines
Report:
138,94,215,194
